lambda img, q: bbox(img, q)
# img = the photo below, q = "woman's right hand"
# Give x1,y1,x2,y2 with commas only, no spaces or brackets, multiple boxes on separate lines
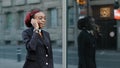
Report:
31,18,39,29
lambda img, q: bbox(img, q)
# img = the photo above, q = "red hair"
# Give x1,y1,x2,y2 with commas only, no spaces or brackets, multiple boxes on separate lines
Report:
25,9,41,27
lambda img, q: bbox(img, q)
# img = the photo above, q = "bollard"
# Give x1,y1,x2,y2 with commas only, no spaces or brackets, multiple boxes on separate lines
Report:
16,47,21,62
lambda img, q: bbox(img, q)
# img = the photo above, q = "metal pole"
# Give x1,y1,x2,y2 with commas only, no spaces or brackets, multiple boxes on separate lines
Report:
62,0,67,68
74,0,79,47
86,0,89,16
117,20,120,50
16,47,21,62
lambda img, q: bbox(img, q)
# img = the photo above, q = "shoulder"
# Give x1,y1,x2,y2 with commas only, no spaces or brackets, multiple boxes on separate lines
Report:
78,30,88,38
42,30,50,37
80,30,87,35
22,28,33,35
42,30,49,34
23,28,30,32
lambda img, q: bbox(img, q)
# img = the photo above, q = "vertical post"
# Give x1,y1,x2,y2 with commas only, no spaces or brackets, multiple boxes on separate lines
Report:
117,20,120,50
74,0,79,47
114,0,120,50
114,0,119,9
86,0,89,16
0,3,1,36
62,0,67,68
16,47,21,62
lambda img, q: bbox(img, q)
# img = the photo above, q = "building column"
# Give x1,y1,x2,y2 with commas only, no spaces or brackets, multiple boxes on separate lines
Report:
0,1,3,45
62,0,67,68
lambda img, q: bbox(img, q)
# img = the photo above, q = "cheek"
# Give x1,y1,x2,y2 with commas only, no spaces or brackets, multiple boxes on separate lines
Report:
38,22,45,25
40,20,46,24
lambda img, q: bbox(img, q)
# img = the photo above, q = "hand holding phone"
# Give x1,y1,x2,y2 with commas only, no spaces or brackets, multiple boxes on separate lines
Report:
31,18,39,29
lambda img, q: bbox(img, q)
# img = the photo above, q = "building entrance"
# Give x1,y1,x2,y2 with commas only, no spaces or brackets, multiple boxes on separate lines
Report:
96,19,117,50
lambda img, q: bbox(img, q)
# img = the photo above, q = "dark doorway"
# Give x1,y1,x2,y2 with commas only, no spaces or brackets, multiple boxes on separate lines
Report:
96,19,117,50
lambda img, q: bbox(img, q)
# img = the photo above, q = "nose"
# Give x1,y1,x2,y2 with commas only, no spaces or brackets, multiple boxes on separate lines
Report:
42,18,46,22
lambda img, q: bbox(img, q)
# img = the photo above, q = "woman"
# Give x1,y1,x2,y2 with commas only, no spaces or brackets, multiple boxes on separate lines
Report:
22,9,53,68
77,16,97,68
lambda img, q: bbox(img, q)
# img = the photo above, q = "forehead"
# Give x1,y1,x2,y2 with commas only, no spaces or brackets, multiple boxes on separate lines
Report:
34,12,46,17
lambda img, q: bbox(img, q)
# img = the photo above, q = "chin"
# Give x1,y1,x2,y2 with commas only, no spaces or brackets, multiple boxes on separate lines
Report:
39,26,43,29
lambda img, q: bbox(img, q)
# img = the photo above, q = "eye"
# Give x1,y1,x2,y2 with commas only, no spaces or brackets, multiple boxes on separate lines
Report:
38,17,46,20
44,17,46,20
38,17,42,20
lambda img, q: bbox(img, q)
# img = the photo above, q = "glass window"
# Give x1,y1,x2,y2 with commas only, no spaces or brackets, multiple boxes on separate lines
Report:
48,8,58,28
5,12,13,30
17,11,24,29
68,7,74,27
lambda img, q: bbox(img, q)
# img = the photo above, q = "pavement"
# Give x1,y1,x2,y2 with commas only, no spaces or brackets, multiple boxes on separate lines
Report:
0,46,77,68
1,46,120,68
0,59,77,68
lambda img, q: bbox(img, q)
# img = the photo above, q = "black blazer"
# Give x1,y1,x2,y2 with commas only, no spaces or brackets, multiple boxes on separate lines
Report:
22,27,53,68
78,29,96,68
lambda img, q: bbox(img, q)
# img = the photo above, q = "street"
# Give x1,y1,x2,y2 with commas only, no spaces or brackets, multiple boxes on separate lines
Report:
0,45,120,68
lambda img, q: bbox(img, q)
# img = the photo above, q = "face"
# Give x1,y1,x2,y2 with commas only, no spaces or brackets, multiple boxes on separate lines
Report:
89,17,96,30
90,17,95,25
34,12,46,28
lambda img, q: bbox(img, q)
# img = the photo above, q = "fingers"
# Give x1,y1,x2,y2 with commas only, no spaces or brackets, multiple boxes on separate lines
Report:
31,19,39,29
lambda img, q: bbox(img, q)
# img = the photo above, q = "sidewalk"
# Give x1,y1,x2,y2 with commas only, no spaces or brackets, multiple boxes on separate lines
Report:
0,59,77,68
1,46,120,68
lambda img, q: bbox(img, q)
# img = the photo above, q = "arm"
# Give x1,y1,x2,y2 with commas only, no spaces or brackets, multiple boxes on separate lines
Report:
22,30,40,51
78,31,87,68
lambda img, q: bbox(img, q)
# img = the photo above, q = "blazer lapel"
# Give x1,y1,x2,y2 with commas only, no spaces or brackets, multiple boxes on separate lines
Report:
37,30,50,48
42,30,50,47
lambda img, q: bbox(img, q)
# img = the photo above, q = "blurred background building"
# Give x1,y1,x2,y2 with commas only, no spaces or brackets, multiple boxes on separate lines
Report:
86,0,120,50
0,0,120,68
0,0,120,50
0,0,76,47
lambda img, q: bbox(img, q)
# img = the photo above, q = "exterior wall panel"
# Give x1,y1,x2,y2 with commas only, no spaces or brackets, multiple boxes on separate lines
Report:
14,0,25,6
27,0,41,4
2,0,12,7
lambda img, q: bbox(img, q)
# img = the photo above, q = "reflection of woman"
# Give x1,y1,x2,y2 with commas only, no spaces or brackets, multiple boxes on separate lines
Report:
22,9,53,68
77,16,96,68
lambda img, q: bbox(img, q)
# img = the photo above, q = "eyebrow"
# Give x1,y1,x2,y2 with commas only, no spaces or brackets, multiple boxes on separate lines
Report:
38,16,46,18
